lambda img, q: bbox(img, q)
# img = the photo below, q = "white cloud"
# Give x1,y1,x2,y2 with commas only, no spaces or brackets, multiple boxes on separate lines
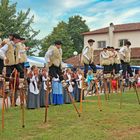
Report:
80,0,140,31
14,0,140,39
62,0,93,8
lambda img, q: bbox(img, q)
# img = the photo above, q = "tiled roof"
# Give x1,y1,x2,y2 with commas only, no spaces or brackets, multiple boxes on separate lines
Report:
82,22,140,35
64,48,140,67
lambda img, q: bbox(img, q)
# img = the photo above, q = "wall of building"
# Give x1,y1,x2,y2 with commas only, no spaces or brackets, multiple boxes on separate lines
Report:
113,31,140,48
84,31,140,49
84,34,109,50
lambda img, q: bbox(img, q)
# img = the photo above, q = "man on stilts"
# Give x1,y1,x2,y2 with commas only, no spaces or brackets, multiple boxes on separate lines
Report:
45,40,64,105
81,39,96,78
119,41,134,83
4,34,25,106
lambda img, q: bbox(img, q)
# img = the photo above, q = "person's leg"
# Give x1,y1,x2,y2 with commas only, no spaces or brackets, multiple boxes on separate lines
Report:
121,61,127,79
89,63,97,73
15,64,24,78
116,64,120,74
0,59,4,75
127,63,133,77
84,64,88,78
109,64,113,73
6,65,14,80
49,65,58,78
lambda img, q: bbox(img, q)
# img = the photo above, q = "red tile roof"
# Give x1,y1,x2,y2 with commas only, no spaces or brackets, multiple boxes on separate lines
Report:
82,22,140,35
64,48,140,67
64,55,82,67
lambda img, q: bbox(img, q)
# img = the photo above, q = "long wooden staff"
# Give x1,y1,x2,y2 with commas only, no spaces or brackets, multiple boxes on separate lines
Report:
44,78,50,123
12,69,18,106
133,82,140,105
1,78,5,130
80,73,85,113
95,79,102,111
66,86,81,117
120,79,124,109
104,78,108,100
20,87,25,128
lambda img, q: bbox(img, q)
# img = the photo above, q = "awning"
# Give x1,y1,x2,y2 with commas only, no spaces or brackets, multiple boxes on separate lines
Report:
26,56,73,68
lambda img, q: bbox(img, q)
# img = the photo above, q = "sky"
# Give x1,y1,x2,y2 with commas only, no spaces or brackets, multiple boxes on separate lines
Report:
10,0,140,39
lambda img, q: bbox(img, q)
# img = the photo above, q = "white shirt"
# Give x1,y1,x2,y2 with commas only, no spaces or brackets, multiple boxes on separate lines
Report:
0,44,8,59
45,46,62,63
29,75,39,94
100,51,110,59
82,47,90,60
76,74,82,89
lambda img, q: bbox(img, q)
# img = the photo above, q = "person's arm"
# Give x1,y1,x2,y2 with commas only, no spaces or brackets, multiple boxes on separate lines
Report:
0,44,8,59
83,47,90,61
101,52,109,59
45,49,53,63
119,47,125,57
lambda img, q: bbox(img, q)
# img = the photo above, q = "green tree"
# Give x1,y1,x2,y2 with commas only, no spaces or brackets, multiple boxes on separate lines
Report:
67,15,89,53
40,21,75,59
40,15,89,59
0,0,40,55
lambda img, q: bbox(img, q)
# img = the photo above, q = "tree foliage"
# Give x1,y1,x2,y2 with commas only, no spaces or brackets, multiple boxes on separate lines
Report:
0,0,40,55
67,15,89,52
41,15,89,59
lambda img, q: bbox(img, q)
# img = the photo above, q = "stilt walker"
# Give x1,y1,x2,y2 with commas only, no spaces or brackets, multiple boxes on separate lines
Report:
45,40,64,105
100,47,111,101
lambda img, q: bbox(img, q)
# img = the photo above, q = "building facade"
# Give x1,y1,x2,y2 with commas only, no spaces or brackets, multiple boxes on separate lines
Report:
82,22,140,49
82,22,140,64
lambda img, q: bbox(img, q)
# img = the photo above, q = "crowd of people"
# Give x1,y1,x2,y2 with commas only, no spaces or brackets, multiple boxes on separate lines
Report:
0,35,140,110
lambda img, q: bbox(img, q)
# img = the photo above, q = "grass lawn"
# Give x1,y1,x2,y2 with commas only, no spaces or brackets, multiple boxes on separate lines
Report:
0,91,140,140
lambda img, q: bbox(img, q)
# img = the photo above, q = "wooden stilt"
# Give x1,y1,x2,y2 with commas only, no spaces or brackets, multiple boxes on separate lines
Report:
12,69,18,107
133,82,140,105
119,79,124,109
95,79,102,111
1,78,5,130
20,88,25,128
80,88,83,113
44,79,50,123
66,86,81,117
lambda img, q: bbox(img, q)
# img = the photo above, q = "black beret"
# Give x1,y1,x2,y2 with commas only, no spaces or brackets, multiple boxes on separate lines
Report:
13,34,21,39
88,39,95,43
54,40,62,45
125,41,131,46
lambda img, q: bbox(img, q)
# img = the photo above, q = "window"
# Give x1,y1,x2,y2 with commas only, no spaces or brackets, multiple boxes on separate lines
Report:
119,39,128,47
98,41,106,48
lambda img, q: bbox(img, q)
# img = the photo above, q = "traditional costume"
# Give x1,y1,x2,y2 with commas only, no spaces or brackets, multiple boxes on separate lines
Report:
81,39,96,78
39,71,51,107
100,48,110,74
0,39,8,75
45,41,64,105
63,70,75,104
27,67,40,109
4,34,24,88
75,71,84,102
119,41,133,80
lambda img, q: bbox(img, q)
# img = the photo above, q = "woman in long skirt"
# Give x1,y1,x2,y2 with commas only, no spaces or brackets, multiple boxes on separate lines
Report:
63,68,75,104
27,65,40,109
52,77,63,105
39,68,51,107
75,69,84,102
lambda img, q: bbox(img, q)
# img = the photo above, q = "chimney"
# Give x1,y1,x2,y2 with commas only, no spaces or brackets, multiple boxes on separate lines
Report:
109,22,114,47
